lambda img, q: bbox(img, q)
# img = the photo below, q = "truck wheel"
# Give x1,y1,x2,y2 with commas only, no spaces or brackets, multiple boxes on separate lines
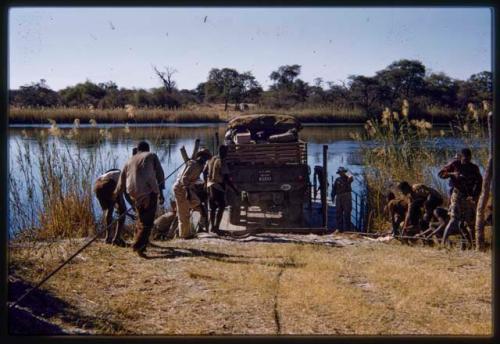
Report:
229,204,241,225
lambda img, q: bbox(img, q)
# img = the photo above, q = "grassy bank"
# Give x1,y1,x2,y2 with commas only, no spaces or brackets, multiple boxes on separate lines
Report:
9,129,117,240
359,104,491,232
8,233,491,335
8,105,460,125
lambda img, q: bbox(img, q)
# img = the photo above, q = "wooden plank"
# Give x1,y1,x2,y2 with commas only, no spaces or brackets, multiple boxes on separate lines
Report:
226,155,300,160
230,148,300,153
238,152,299,157
191,139,200,159
233,146,301,152
180,146,189,162
230,151,297,156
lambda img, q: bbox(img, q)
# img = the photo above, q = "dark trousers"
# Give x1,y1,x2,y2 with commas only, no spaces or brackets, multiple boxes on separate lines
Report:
94,178,126,244
407,194,443,231
423,194,443,226
133,193,158,252
208,186,226,232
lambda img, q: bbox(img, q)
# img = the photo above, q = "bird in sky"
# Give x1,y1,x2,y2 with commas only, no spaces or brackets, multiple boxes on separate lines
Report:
204,16,207,23
109,21,115,30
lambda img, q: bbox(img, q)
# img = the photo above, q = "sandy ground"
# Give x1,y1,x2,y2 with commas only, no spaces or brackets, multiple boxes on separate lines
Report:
8,232,492,335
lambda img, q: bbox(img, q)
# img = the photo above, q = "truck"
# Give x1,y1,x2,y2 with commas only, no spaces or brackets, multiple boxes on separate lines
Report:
223,114,309,226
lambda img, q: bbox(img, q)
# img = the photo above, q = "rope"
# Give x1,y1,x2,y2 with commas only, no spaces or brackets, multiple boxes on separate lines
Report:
9,160,187,310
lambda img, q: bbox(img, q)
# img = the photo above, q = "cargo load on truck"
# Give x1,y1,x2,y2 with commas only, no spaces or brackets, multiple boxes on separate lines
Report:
225,114,301,145
223,114,309,226
227,114,302,132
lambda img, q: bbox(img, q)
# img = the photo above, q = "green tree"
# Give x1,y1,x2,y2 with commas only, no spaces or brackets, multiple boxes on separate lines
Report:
205,68,261,110
348,75,383,116
423,72,459,107
468,71,492,101
59,80,106,107
375,59,426,107
132,89,154,107
269,64,301,90
305,78,327,105
325,82,350,107
267,65,309,108
12,79,61,107
456,71,492,108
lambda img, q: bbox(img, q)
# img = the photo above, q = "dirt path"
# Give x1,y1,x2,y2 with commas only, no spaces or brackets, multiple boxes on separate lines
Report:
8,232,492,335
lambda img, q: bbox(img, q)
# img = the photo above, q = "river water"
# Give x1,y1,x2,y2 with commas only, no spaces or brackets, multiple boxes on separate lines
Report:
7,123,486,234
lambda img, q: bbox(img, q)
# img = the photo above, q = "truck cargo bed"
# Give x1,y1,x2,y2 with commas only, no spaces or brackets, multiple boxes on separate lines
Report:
225,141,307,165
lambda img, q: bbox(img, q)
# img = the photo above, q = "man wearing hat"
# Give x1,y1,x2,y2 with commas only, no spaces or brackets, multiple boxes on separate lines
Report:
173,148,212,239
331,166,354,232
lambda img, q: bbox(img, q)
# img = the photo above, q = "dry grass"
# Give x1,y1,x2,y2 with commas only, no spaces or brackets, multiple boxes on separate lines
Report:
8,233,492,335
9,106,229,124
9,104,463,125
10,105,368,124
9,127,119,240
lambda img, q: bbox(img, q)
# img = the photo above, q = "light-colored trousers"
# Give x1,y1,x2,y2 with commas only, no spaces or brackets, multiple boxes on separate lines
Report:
173,184,200,238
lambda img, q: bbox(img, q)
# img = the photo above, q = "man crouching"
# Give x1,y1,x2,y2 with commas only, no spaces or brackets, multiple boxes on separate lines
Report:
94,169,127,246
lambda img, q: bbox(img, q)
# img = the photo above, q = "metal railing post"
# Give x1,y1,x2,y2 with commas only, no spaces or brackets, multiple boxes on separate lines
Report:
322,145,328,229
359,196,365,232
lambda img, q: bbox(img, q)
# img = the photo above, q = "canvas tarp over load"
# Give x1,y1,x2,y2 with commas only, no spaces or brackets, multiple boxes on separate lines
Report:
227,114,302,133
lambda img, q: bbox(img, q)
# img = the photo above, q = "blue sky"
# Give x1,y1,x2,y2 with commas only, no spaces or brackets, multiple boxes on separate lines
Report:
9,7,492,91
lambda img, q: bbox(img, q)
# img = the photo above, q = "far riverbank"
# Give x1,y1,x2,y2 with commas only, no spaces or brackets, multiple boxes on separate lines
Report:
8,106,458,125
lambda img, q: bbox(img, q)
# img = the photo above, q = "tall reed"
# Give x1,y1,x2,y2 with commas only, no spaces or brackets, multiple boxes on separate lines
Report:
359,100,489,232
9,119,119,241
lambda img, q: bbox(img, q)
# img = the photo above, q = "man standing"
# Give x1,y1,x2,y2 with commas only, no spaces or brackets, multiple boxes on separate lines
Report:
114,141,165,257
173,148,212,239
438,148,483,246
204,145,239,233
331,167,353,232
397,181,443,236
94,168,127,246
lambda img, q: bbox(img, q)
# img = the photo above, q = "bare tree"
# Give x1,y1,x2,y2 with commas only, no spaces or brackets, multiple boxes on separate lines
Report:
152,65,178,93
474,111,493,251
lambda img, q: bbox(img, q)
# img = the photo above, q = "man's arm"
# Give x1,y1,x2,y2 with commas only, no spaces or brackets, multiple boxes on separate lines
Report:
114,164,127,198
202,161,209,184
331,179,337,201
401,200,413,234
152,154,165,190
438,160,458,179
151,154,165,204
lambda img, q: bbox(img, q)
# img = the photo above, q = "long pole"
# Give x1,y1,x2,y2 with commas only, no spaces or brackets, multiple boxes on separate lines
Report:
9,161,187,310
474,111,493,251
215,131,220,148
